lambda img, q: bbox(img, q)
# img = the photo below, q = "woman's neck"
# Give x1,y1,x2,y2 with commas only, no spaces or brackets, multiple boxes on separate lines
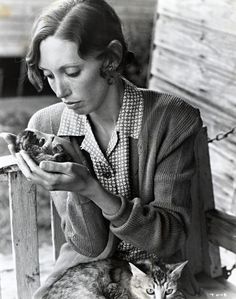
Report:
89,77,124,131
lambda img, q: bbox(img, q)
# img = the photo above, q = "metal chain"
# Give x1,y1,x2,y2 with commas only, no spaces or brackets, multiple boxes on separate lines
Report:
222,263,236,279
208,125,236,143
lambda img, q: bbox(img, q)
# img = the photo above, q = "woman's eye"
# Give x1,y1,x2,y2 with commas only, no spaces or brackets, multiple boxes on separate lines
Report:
166,288,173,295
43,73,54,80
146,288,155,295
66,70,80,77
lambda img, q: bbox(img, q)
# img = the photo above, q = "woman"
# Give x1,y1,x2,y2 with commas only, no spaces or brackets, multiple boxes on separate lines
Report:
2,0,202,297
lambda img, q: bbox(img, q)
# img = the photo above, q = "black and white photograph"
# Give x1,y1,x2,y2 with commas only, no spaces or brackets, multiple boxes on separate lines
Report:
0,0,235,298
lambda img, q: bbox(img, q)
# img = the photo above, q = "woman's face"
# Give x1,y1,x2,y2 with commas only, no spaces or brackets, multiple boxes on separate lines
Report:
38,36,111,115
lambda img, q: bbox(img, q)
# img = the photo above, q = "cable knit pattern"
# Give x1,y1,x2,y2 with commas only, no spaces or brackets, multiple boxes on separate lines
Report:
27,85,202,259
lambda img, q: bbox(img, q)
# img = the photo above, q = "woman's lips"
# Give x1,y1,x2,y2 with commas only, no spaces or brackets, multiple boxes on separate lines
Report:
64,101,82,109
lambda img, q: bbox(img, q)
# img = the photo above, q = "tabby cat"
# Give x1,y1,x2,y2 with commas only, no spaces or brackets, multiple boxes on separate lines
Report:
42,258,187,299
131,259,188,298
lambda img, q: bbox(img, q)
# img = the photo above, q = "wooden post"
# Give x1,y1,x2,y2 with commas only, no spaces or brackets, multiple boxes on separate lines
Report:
50,199,65,261
187,127,222,277
9,171,40,299
0,68,3,97
206,209,236,254
0,273,2,299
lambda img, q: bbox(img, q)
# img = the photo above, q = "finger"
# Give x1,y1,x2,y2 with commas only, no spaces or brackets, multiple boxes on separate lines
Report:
0,132,16,145
52,140,79,163
39,161,72,174
15,152,33,179
20,150,50,177
8,144,17,156
18,151,56,186
0,133,17,154
20,150,37,168
19,150,62,187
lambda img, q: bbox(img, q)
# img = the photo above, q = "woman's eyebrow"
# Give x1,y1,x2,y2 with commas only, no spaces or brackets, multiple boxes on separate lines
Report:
38,64,81,71
60,63,82,69
38,66,47,70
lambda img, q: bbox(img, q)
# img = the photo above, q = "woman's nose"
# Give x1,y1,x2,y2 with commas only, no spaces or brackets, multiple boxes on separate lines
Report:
55,80,70,99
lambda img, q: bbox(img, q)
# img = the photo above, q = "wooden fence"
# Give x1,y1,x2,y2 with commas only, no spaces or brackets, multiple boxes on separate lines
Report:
0,127,236,298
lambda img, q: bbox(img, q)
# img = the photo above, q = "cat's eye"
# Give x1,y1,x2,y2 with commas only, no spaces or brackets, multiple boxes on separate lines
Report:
39,138,46,146
166,288,173,295
146,288,155,295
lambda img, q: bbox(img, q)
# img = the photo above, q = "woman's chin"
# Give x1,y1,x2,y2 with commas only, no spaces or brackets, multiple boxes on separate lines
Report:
66,105,87,115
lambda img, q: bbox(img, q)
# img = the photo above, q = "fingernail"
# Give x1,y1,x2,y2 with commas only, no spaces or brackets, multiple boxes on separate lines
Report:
39,161,45,168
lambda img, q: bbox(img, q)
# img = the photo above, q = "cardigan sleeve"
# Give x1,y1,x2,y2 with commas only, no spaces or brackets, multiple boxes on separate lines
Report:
103,97,203,258
27,105,115,257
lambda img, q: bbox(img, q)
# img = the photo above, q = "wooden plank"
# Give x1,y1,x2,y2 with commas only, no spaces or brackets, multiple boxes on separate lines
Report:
9,171,40,299
0,173,7,182
50,199,65,261
188,131,205,274
0,68,3,97
0,155,17,169
187,127,222,277
0,155,18,181
232,181,236,213
153,15,236,75
206,209,236,253
150,49,236,113
0,0,54,56
157,0,236,35
149,75,236,127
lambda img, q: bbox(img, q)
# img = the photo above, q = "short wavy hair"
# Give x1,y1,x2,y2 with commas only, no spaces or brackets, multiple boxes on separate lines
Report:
26,0,130,92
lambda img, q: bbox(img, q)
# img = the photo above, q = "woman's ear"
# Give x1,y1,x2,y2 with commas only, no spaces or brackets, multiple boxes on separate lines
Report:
106,40,123,69
101,39,123,71
99,40,123,84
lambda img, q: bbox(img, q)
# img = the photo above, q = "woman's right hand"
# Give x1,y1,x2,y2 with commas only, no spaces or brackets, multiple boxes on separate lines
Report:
0,132,17,156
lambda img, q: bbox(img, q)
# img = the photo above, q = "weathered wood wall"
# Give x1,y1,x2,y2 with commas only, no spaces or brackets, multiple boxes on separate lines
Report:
149,0,236,215
108,0,156,21
0,0,156,57
0,0,51,56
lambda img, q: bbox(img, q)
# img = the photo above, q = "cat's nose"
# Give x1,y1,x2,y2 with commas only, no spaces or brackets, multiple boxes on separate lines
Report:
39,138,46,146
25,130,35,139
42,135,55,150
22,130,38,147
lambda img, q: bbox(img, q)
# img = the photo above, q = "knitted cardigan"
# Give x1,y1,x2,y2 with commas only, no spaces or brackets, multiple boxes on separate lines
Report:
28,88,202,261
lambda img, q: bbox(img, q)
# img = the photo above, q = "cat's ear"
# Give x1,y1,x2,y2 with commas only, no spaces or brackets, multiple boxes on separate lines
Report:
168,260,188,280
134,259,153,273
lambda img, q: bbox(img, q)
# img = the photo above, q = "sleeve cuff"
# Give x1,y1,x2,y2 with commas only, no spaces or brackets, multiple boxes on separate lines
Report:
102,196,133,227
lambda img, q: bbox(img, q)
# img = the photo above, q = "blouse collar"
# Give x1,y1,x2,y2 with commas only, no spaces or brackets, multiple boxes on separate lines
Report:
57,78,144,139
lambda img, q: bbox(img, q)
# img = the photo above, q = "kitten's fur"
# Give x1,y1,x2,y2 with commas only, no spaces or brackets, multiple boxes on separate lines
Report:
42,258,133,299
131,259,187,298
15,130,73,164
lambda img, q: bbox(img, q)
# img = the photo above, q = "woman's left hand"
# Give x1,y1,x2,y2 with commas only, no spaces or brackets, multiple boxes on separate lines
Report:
17,150,122,215
18,150,95,193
